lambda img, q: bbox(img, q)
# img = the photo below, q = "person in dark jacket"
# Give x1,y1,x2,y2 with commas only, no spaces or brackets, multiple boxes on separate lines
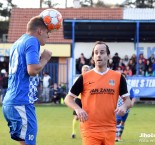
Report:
1,72,8,101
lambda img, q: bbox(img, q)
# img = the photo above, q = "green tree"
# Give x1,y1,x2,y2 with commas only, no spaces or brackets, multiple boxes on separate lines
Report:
80,0,94,7
0,2,2,8
80,0,111,8
43,0,59,8
0,21,9,38
123,0,155,8
0,0,16,42
0,0,17,18
95,0,106,7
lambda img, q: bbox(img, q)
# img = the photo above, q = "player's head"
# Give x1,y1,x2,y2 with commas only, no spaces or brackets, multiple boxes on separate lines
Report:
81,65,90,74
26,15,49,46
91,41,110,67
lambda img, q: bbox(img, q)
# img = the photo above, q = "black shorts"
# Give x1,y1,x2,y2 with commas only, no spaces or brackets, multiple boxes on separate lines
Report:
73,98,82,115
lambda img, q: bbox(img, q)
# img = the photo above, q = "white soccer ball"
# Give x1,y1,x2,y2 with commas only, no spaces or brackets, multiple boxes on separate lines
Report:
40,9,63,31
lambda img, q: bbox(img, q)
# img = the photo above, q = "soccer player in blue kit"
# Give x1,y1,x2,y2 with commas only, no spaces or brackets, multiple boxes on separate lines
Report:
115,73,136,142
2,15,52,145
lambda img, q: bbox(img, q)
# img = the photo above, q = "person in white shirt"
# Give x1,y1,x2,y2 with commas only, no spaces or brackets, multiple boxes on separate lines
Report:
42,71,51,102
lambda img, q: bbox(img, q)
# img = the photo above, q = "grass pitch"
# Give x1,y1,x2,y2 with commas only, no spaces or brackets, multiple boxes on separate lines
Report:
0,104,155,145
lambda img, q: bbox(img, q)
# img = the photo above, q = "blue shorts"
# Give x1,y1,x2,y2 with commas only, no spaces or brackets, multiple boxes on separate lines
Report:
2,104,37,145
116,112,129,123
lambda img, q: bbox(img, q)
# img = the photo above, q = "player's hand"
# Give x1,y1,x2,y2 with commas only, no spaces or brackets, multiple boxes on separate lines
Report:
41,49,52,62
115,106,127,116
74,108,88,122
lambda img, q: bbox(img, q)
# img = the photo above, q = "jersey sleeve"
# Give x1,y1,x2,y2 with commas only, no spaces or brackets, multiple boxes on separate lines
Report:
119,74,129,97
69,75,83,97
130,88,135,99
25,37,40,65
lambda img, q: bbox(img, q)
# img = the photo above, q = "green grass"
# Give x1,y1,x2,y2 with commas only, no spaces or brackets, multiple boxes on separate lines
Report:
115,104,155,145
0,104,155,145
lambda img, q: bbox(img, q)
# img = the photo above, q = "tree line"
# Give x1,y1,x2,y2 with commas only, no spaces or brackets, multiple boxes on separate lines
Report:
1,0,155,18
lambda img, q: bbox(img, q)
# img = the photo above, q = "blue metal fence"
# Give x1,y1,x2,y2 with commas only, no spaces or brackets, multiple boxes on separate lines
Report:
40,62,68,91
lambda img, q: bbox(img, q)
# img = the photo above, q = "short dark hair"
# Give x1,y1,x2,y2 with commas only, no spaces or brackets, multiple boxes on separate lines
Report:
91,41,110,57
27,15,48,32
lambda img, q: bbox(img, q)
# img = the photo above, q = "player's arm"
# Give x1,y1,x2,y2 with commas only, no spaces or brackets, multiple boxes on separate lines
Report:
131,98,136,107
115,75,132,116
130,88,136,107
120,75,132,110
119,96,132,114
65,94,88,122
28,49,52,76
64,75,88,122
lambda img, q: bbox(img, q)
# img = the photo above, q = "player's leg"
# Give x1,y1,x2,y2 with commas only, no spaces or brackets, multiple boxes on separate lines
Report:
82,134,102,145
46,87,50,102
116,113,129,141
115,114,122,141
118,113,129,140
2,105,26,144
104,131,115,145
71,97,82,138
116,124,124,141
42,88,46,102
72,115,79,138
2,105,37,145
24,105,38,145
19,141,26,145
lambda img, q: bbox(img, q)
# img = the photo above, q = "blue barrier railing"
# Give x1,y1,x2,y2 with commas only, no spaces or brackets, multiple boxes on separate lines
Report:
127,76,155,98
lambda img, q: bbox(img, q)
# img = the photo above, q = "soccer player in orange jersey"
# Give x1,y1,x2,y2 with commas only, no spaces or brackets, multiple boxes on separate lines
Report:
64,41,132,145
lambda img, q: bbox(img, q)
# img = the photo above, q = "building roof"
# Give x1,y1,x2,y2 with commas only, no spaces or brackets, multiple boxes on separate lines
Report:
8,8,123,43
64,19,155,42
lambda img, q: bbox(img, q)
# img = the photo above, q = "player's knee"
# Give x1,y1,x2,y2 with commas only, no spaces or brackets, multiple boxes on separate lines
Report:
116,120,121,125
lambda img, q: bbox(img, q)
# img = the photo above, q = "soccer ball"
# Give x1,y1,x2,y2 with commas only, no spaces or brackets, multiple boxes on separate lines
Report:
40,9,63,32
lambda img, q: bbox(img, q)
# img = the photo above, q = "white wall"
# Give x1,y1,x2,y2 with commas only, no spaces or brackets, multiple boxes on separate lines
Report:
74,42,155,59
123,8,155,20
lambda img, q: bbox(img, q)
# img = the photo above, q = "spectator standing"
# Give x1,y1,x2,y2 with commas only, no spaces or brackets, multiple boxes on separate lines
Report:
59,83,67,104
108,58,114,70
137,59,145,76
128,59,136,75
144,59,151,74
42,71,51,102
118,59,126,70
123,55,129,66
112,52,120,70
123,65,132,76
88,58,95,69
76,53,88,74
130,54,137,65
1,72,8,101
148,54,155,66
51,83,62,104
139,53,146,65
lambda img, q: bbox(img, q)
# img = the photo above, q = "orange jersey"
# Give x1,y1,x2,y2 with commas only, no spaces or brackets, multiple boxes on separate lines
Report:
69,69,128,134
